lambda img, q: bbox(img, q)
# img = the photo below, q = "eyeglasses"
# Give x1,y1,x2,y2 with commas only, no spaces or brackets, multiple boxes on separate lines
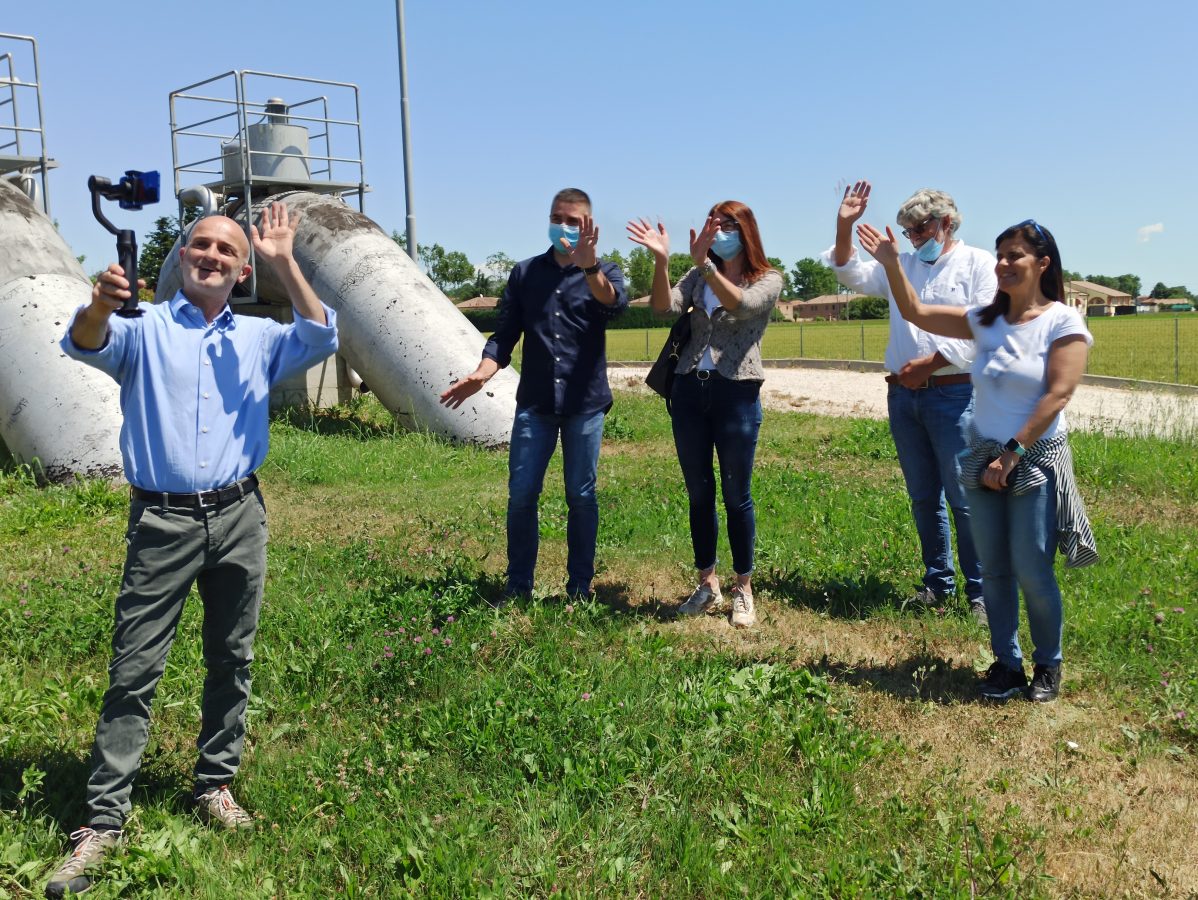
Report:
900,216,940,240
715,219,740,233
1017,218,1048,241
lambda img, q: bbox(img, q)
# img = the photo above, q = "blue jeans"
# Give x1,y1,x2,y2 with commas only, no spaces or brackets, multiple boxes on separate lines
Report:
887,382,983,601
506,406,605,596
670,372,762,576
965,473,1063,669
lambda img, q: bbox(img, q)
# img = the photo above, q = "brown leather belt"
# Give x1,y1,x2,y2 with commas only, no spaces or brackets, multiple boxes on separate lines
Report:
885,373,972,389
131,474,259,508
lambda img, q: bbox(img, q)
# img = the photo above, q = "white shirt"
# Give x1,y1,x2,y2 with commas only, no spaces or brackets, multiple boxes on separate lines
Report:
821,241,997,374
966,302,1093,442
697,283,722,370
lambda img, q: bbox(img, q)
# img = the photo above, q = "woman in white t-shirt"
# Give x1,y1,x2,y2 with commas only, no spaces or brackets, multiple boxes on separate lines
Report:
856,219,1097,704
627,202,783,629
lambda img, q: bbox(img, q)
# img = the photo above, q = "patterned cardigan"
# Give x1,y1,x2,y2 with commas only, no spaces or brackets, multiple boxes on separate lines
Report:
661,267,783,381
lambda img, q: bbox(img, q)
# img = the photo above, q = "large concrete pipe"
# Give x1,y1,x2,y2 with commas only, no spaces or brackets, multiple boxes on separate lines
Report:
0,178,124,481
158,191,519,445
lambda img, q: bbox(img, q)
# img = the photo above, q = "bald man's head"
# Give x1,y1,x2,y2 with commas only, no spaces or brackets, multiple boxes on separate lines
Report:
178,215,252,305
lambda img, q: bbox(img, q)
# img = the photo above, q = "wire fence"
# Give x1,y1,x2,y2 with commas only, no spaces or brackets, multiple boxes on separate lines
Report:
601,315,1198,386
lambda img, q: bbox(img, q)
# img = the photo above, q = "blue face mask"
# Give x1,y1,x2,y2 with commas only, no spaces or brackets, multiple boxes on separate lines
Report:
711,230,743,260
916,230,944,263
549,223,580,255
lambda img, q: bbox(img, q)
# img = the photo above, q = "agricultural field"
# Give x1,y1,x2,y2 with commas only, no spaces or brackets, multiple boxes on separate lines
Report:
2,392,1195,897
605,314,1198,386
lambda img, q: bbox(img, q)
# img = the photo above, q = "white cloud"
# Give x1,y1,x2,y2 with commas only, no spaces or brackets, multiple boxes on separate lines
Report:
1137,222,1164,243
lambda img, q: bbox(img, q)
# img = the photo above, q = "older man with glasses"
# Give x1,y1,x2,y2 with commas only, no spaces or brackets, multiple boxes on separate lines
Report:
823,182,996,623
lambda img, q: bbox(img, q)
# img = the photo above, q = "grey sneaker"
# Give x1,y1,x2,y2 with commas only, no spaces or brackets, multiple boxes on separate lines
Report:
195,785,254,830
45,826,122,898
729,586,757,628
969,598,989,627
678,583,723,616
906,586,949,608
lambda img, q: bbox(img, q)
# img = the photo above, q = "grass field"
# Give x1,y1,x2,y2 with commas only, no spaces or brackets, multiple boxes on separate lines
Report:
604,314,1198,385
2,393,1196,896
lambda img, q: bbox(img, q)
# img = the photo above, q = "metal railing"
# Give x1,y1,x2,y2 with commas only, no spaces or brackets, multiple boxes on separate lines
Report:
600,315,1198,387
0,32,51,215
168,69,368,300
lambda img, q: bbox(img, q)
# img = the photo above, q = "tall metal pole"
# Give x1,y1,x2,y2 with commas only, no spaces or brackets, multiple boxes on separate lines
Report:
395,0,417,261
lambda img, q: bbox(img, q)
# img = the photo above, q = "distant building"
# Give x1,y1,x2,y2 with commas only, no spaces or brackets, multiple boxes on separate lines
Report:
629,295,652,307
455,295,499,310
1065,280,1134,316
784,294,866,321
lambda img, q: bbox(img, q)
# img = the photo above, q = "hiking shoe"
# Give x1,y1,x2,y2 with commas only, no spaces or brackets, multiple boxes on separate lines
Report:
905,586,949,608
729,586,757,628
1028,664,1061,703
968,598,989,627
44,826,122,898
978,661,1028,702
678,583,723,616
195,785,254,830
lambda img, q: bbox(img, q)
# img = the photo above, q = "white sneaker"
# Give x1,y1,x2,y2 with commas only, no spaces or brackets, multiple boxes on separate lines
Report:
677,583,723,616
195,785,255,830
730,586,756,628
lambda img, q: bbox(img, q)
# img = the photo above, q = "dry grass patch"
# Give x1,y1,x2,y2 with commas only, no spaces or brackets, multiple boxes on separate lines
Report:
602,589,1198,897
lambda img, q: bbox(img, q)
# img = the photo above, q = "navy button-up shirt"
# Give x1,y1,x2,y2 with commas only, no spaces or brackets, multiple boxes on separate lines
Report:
483,248,628,416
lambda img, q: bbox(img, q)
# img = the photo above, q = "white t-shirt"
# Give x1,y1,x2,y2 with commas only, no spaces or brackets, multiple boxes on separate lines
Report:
967,302,1093,442
822,242,996,374
697,284,722,370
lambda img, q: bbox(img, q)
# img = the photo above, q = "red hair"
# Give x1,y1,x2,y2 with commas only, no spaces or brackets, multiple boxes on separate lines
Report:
709,200,772,284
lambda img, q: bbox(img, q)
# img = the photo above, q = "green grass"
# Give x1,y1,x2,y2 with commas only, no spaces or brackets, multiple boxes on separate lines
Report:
604,314,1198,385
1,393,1195,896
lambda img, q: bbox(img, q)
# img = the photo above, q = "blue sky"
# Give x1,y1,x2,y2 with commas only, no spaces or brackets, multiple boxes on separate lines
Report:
6,0,1197,290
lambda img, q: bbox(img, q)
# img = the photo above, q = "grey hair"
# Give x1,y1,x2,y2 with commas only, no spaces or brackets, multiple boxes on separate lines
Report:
896,189,961,234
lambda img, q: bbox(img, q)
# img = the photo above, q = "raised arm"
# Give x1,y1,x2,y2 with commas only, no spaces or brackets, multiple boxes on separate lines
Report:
70,264,144,350
560,214,618,306
834,180,871,267
856,223,973,340
690,215,746,311
626,218,674,314
251,202,327,325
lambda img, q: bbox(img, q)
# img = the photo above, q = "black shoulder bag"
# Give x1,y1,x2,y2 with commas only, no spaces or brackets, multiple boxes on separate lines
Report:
644,293,694,403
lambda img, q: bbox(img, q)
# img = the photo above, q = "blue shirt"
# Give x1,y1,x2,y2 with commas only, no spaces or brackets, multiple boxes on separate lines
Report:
61,292,338,492
483,248,627,416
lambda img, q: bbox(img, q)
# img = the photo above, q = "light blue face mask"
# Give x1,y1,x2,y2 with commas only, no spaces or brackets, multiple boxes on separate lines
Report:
549,223,580,255
711,230,743,260
916,229,944,263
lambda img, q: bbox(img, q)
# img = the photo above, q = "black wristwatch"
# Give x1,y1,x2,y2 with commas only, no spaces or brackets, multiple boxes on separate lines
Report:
582,262,602,276
1003,438,1026,457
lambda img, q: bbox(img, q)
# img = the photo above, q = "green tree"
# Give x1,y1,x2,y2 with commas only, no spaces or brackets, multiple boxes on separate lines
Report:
485,251,516,279
845,296,889,319
668,253,693,284
766,256,794,297
415,242,476,292
626,247,655,298
1085,273,1142,298
139,207,199,290
600,249,627,272
791,257,838,301
1062,269,1082,283
1150,281,1193,300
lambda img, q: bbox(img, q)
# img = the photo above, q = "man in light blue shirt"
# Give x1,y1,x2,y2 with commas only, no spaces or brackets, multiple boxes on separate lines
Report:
46,203,336,899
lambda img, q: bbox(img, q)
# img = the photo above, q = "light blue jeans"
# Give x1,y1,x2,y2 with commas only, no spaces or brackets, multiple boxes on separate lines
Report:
887,382,983,601
965,473,1063,669
506,406,605,597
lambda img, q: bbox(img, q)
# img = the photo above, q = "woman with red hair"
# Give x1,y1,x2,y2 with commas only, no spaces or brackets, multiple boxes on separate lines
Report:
628,202,782,627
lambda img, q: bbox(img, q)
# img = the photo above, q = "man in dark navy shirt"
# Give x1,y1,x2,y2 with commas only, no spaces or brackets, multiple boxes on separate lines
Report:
441,188,628,599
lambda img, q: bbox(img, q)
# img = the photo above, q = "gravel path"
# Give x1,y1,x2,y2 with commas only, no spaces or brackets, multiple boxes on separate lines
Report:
609,365,1198,440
